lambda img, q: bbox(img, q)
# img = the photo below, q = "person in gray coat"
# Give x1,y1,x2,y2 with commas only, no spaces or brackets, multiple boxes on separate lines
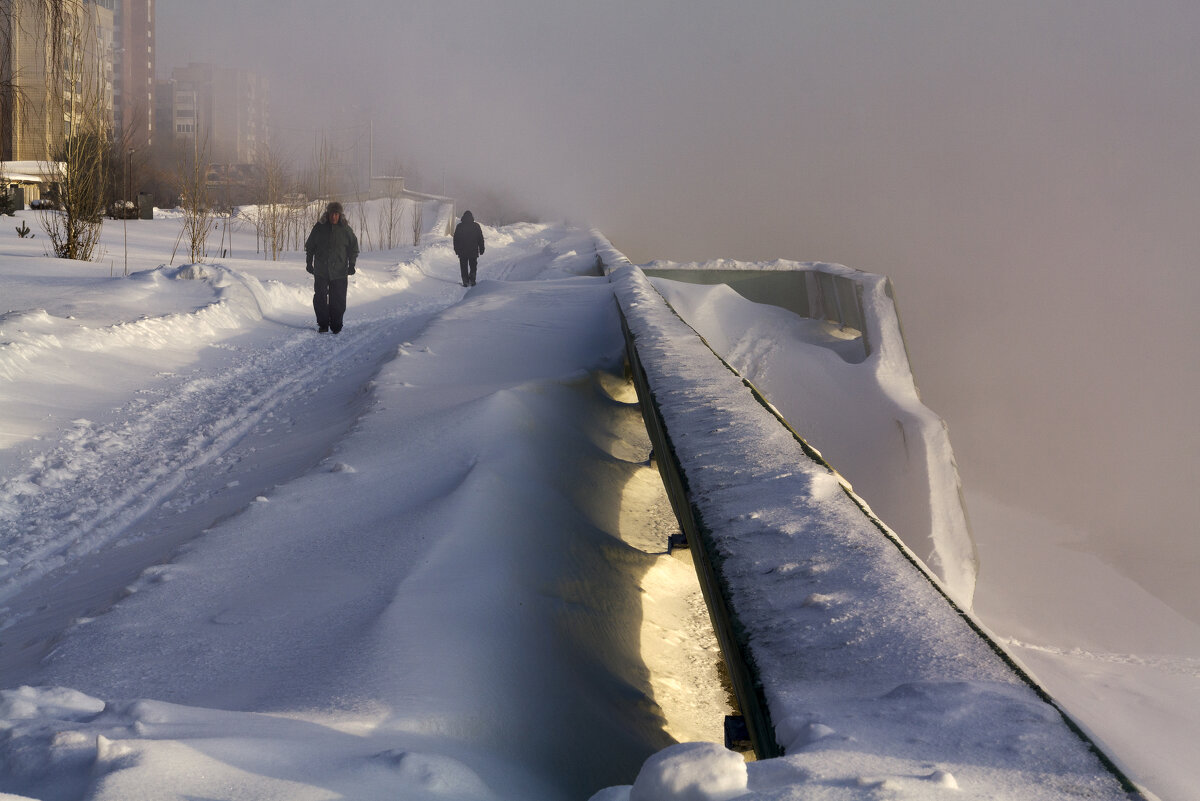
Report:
452,210,485,287
305,201,359,333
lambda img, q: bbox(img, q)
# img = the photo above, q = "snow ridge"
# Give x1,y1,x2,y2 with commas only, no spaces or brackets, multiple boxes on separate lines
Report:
1,329,338,601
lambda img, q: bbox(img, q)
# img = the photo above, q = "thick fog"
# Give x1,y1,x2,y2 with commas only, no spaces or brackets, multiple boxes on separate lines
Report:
158,2,1199,619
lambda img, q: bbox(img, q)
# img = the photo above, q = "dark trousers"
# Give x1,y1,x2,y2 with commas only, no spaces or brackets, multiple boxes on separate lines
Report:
313,275,348,329
459,255,478,285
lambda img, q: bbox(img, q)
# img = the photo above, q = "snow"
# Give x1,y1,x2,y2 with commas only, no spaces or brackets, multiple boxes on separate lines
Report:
605,266,1141,800
626,265,1200,801
643,261,978,607
629,742,748,801
968,494,1200,801
0,209,1191,800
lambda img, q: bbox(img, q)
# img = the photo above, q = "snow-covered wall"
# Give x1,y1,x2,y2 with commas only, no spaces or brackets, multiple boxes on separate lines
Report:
643,266,871,359
613,255,977,607
607,261,1142,798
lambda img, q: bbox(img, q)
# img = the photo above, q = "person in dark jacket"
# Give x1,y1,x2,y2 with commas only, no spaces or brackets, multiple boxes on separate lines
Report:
452,210,485,287
305,201,359,333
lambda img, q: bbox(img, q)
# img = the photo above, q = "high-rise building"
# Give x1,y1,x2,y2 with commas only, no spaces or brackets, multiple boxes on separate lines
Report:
1,0,115,161
167,62,269,167
111,0,155,150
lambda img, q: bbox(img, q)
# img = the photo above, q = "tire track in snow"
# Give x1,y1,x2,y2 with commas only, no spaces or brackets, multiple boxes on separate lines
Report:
0,332,328,599
0,297,452,608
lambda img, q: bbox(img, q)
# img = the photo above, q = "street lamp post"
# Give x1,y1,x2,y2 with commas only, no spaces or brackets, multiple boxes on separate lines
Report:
126,148,135,206
123,148,136,277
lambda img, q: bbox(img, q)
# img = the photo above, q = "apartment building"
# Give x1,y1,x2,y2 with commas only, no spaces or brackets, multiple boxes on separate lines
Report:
110,0,155,149
163,62,269,167
0,0,115,161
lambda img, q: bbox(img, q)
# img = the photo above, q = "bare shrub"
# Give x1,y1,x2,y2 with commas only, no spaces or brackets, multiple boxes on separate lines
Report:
177,138,215,263
36,4,110,262
248,145,304,261
410,200,423,246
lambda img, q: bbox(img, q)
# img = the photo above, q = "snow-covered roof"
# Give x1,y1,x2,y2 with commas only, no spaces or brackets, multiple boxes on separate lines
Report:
1,161,65,184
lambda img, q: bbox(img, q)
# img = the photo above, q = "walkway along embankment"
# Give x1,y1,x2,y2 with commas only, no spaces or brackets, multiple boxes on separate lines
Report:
601,250,1148,798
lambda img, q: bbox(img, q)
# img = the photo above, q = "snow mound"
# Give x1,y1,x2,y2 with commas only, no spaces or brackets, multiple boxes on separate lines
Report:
588,742,748,801
0,686,504,801
630,742,748,801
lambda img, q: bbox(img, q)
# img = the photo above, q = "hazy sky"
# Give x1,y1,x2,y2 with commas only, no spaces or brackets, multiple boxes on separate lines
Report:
158,2,1200,618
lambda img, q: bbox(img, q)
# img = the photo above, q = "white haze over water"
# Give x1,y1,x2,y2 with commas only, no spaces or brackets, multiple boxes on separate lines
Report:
156,3,1199,607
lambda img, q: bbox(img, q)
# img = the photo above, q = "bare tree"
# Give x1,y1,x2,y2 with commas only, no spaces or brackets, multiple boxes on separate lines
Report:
410,199,423,246
345,169,371,252
310,133,342,203
249,144,304,261
38,131,105,260
376,172,404,250
0,162,14,215
104,103,143,209
35,2,109,261
290,200,318,251
354,201,373,252
177,135,214,263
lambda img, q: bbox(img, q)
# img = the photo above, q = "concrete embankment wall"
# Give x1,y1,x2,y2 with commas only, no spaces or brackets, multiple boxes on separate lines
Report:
642,265,874,360
596,233,1144,796
636,256,979,609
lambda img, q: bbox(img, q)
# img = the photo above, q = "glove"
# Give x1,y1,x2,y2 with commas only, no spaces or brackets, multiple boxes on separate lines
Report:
479,246,485,256
306,256,314,274
347,263,356,275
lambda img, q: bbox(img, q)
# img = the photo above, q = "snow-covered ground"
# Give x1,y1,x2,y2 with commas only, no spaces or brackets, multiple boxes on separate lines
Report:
0,210,1195,799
